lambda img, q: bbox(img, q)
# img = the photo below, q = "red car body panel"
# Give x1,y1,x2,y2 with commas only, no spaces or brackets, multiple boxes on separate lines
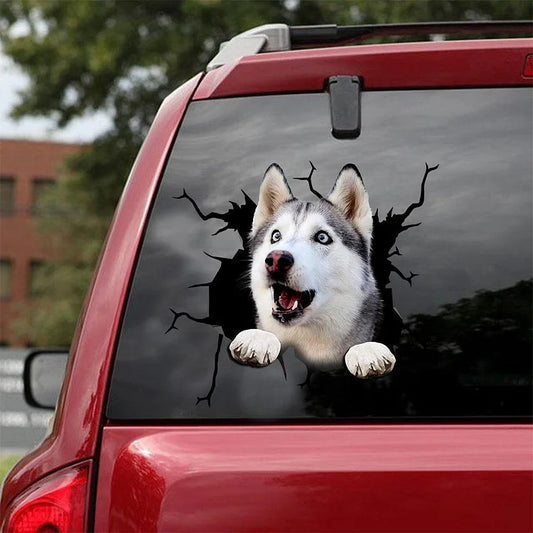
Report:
94,425,532,532
194,39,533,100
2,37,532,531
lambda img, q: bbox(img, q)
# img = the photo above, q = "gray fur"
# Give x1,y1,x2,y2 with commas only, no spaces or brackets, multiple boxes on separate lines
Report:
250,198,368,263
318,199,369,261
231,164,395,377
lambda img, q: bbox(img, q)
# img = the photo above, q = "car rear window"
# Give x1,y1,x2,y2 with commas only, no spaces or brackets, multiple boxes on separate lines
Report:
107,88,532,420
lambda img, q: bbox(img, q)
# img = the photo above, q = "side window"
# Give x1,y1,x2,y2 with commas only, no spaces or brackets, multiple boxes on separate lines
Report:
108,89,532,421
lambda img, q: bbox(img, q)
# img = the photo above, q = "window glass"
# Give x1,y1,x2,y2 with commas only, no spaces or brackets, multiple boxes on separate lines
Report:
0,260,13,299
0,177,15,215
31,178,55,214
28,261,45,299
108,89,532,420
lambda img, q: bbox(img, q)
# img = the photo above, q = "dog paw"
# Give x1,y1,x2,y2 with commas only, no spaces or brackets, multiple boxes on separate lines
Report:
230,329,281,367
344,342,396,379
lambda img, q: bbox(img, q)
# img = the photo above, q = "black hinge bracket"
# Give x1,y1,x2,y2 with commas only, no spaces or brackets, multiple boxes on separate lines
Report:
327,76,362,140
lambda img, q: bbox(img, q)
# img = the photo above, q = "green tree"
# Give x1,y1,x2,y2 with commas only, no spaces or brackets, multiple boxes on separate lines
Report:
1,0,531,345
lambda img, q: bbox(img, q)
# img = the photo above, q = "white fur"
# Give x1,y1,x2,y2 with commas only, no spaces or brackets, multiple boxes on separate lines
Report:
230,329,281,367
345,342,396,378
328,165,373,252
250,210,368,370
252,165,293,235
229,165,396,378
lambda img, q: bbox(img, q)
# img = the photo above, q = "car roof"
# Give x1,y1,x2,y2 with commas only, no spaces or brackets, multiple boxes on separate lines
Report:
195,38,533,99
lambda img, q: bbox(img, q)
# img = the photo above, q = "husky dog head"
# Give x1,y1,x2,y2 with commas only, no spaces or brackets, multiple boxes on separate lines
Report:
249,163,376,351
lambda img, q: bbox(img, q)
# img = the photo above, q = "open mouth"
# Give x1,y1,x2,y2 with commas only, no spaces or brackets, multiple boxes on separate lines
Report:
271,283,315,323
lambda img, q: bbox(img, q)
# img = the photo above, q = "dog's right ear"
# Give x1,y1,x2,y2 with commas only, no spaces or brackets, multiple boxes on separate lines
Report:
251,164,294,235
328,164,373,245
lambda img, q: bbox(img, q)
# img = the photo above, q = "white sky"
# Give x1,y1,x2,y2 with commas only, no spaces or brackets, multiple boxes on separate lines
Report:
0,52,112,143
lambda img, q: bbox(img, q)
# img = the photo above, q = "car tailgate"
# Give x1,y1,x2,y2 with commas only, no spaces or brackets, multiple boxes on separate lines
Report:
93,424,532,532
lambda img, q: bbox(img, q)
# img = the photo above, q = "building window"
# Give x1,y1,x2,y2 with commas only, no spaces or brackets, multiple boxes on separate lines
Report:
29,260,45,298
0,176,15,215
31,178,56,214
0,259,13,299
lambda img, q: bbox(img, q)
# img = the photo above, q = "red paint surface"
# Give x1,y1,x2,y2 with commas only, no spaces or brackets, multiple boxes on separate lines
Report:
0,73,203,513
524,54,533,77
94,425,533,532
195,39,533,99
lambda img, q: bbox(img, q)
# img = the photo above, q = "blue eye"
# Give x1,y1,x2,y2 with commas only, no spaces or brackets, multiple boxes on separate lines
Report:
314,231,332,245
271,230,282,244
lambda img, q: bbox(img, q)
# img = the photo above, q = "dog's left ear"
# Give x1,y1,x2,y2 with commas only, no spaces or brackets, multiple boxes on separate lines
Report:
252,164,294,236
328,164,373,243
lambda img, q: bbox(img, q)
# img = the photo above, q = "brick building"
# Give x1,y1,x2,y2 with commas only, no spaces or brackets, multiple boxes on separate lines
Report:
0,139,85,346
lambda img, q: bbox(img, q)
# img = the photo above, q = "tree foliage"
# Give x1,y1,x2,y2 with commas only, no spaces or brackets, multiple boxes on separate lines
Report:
1,0,531,345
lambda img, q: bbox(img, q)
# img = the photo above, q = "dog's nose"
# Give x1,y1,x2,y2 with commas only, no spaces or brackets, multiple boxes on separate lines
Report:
265,250,294,275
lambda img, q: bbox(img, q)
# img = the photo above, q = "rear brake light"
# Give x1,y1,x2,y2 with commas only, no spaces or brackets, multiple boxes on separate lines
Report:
2,462,90,533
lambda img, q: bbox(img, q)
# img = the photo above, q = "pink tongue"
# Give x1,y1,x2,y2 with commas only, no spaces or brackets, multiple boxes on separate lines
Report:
279,290,299,310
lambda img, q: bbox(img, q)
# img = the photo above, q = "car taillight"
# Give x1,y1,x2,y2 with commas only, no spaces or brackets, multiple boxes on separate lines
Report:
2,462,90,533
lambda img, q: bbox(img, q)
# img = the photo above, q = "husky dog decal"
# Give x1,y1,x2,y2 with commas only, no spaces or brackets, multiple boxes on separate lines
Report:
230,163,396,378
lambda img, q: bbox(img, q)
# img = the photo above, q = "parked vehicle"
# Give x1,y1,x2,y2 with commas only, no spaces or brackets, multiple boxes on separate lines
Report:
2,21,532,532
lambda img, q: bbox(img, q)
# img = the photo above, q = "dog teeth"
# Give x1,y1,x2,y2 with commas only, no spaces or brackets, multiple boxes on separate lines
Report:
291,300,298,311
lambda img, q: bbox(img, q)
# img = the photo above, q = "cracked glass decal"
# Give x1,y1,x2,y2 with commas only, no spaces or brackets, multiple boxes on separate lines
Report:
107,89,532,420
165,162,437,405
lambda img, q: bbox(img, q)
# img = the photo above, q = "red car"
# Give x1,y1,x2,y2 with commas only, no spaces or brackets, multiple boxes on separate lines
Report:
2,22,532,532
